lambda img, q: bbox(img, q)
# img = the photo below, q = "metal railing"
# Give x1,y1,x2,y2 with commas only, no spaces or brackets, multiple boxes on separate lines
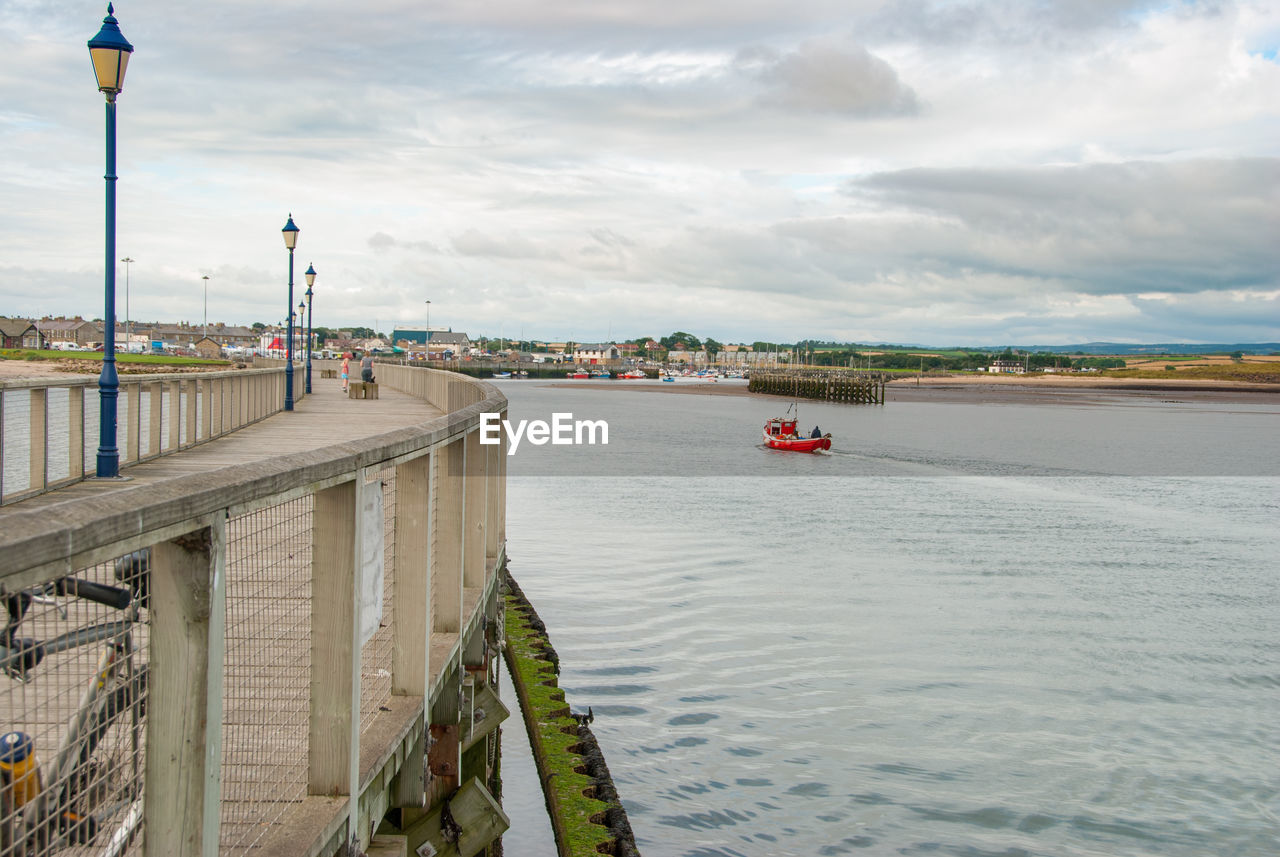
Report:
0,366,506,857
0,368,292,505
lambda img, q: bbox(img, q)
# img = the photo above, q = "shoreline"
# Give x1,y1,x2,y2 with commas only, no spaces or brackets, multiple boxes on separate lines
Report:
539,376,1280,406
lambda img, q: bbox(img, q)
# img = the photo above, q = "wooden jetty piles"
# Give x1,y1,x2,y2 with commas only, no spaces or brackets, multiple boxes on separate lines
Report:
749,370,887,404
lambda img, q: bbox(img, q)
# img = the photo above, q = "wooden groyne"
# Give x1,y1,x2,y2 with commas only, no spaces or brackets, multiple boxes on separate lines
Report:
749,370,887,404
503,570,640,857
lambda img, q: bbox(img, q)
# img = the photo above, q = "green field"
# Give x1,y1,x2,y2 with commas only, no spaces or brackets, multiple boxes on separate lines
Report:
1,348,229,368
1104,362,1280,383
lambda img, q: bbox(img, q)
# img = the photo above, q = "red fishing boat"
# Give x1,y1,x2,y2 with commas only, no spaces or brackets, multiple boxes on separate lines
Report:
763,416,832,453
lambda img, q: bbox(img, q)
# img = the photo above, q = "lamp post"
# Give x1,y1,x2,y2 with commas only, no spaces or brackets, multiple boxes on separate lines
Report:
89,4,133,479
298,301,306,381
201,274,210,339
304,263,316,393
282,214,299,410
121,256,133,354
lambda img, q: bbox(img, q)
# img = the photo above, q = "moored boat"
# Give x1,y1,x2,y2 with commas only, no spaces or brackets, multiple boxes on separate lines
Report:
763,417,832,453
567,370,590,379
620,370,647,379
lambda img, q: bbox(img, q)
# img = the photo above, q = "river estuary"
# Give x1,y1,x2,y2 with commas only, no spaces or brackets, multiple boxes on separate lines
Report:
497,379,1279,857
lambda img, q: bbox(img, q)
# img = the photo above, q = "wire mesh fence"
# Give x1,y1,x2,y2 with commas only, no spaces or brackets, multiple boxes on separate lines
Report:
0,555,150,857
219,497,314,853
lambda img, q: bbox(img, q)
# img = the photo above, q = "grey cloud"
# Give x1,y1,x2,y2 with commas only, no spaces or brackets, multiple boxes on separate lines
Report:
863,0,1155,47
367,233,441,254
834,159,1280,295
451,229,562,260
740,39,919,117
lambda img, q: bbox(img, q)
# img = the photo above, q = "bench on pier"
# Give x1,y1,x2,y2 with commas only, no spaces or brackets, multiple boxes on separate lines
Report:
320,368,337,379
349,381,379,400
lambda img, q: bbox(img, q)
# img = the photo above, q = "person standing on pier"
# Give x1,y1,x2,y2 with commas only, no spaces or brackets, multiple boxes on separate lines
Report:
360,352,374,383
341,353,351,392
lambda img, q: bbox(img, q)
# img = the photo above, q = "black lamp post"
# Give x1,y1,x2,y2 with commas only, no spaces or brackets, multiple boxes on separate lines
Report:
88,4,133,478
282,214,299,410
304,263,316,393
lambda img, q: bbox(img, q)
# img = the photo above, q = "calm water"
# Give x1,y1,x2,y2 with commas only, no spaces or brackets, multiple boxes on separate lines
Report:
497,380,1279,857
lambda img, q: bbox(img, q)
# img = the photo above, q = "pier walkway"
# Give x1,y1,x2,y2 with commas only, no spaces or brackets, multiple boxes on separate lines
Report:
0,364,510,857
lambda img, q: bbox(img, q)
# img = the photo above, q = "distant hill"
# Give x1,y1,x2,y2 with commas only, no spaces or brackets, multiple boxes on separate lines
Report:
828,342,1280,355
1010,342,1280,355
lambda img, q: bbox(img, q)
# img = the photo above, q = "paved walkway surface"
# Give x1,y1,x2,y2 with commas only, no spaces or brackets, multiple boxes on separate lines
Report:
0,372,442,516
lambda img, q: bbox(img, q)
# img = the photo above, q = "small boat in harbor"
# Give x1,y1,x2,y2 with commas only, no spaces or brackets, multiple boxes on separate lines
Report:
492,371,512,378
620,369,647,379
567,370,590,379
763,417,832,453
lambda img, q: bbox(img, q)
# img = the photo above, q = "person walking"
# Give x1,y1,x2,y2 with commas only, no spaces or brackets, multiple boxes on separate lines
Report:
340,353,350,392
360,352,375,383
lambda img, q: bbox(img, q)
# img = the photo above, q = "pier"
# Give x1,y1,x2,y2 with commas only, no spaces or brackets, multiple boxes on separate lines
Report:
0,363,510,856
749,369,887,404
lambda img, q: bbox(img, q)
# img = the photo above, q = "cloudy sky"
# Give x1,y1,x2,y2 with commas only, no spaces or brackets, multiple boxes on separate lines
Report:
2,1,1277,346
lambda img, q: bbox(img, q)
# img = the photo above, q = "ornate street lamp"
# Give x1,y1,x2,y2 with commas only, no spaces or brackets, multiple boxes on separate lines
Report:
89,4,134,478
201,274,210,339
282,214,299,410
121,256,133,354
304,263,316,393
298,299,307,394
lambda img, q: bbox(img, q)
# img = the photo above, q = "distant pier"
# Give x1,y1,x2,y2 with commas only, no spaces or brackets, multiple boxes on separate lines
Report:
749,370,887,404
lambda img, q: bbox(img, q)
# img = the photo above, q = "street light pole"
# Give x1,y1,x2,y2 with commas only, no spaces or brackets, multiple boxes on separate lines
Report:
121,256,133,353
201,274,210,339
88,4,133,479
282,215,299,411
304,264,316,394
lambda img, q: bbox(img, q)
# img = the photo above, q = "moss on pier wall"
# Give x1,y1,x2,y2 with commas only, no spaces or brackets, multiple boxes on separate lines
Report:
503,571,640,857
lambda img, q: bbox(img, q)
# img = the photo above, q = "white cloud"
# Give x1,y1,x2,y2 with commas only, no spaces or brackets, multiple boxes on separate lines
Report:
1,1,1277,345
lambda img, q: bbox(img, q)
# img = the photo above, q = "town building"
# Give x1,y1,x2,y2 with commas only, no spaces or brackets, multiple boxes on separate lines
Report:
573,343,621,363
0,318,43,349
36,317,101,348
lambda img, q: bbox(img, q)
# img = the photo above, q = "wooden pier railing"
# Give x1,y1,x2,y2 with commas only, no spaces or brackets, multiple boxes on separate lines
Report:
0,366,301,506
0,365,507,857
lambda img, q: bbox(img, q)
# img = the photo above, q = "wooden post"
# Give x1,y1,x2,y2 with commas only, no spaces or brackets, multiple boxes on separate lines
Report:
29,388,46,491
69,384,84,480
309,480,359,798
463,431,486,590
201,378,213,442
148,381,163,457
393,453,432,698
145,516,227,857
433,439,465,635
168,380,181,452
484,427,501,568
127,381,141,463
185,379,197,447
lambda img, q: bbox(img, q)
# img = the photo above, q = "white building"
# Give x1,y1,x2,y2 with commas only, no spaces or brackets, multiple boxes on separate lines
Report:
573,343,621,363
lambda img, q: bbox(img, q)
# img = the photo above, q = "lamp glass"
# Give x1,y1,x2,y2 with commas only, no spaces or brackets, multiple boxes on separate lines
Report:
305,264,316,287
90,47,130,93
282,216,299,250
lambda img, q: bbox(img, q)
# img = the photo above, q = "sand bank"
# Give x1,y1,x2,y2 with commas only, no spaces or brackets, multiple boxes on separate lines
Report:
543,376,1280,407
